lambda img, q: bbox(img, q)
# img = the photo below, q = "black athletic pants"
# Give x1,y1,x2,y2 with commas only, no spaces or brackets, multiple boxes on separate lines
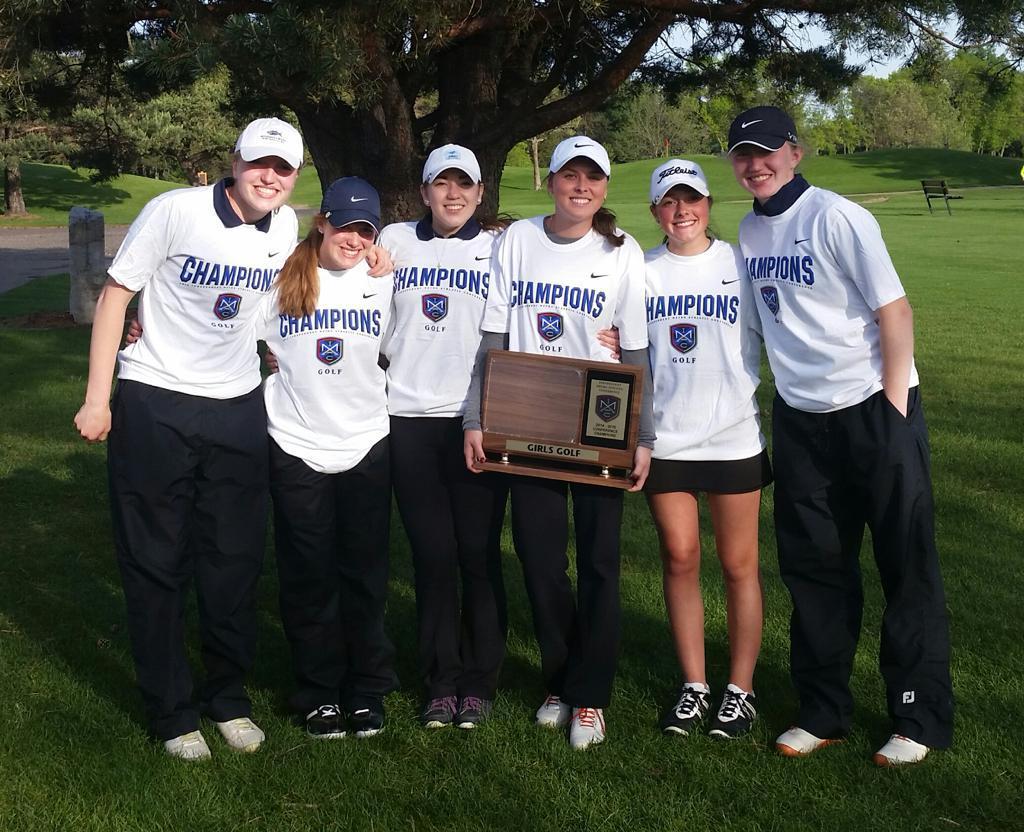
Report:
390,416,508,700
108,380,268,742
270,436,397,715
772,388,954,748
510,477,624,708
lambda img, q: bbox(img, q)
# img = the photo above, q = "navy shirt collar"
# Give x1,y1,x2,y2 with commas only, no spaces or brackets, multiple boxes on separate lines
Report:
214,178,273,233
753,173,810,217
415,215,482,241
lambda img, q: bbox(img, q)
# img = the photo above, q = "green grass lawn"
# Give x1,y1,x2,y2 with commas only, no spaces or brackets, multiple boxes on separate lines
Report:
1,174,1022,830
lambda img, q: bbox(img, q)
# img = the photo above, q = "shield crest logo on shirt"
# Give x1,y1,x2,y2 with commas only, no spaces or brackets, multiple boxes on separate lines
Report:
213,293,241,320
595,395,620,423
670,323,697,354
537,312,563,342
316,337,343,365
422,293,448,322
760,285,780,317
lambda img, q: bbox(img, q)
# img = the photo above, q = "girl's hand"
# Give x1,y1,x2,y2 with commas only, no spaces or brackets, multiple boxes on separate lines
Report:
596,325,620,360
74,401,112,442
264,348,281,374
366,244,394,277
125,318,143,345
464,429,487,473
627,445,651,492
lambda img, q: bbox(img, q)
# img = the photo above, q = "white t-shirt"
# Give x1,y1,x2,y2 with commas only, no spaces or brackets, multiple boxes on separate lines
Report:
645,240,765,461
110,181,298,398
379,219,499,418
738,186,918,412
261,262,393,473
482,216,648,359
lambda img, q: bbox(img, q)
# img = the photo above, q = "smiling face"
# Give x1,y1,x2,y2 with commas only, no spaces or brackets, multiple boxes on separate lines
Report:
421,169,483,237
729,143,803,203
651,185,711,256
316,220,376,271
227,155,299,223
546,158,609,235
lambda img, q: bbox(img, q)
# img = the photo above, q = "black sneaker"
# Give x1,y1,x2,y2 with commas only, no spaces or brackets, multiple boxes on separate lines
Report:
421,696,458,729
708,685,757,739
306,704,346,739
660,684,711,736
455,696,493,729
348,702,385,739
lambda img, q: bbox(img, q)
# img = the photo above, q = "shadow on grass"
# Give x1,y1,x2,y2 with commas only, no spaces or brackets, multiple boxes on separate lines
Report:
19,164,133,215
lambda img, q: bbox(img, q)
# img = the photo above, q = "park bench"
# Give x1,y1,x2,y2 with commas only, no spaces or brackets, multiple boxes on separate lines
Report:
921,179,963,215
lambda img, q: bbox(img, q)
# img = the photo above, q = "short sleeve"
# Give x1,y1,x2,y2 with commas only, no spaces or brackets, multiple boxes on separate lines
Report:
107,192,180,291
611,236,649,350
824,201,906,311
481,227,512,334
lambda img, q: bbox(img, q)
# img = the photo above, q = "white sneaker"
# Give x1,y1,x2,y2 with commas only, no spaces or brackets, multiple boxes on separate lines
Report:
164,730,211,760
535,694,571,729
775,726,841,757
873,734,929,767
569,707,606,750
214,717,265,753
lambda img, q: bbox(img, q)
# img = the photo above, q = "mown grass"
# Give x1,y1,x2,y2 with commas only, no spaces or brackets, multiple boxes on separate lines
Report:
0,179,1022,831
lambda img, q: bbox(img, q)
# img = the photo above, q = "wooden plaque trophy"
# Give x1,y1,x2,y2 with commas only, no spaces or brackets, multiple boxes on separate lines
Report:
476,350,642,489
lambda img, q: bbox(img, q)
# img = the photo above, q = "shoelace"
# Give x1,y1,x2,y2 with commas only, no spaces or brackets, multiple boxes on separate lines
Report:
542,694,562,709
460,696,484,713
313,704,341,719
575,707,600,727
717,691,748,722
428,696,457,715
674,689,706,718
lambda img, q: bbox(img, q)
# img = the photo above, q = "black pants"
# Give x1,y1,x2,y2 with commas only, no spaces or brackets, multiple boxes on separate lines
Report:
510,477,624,708
390,416,508,699
773,388,953,747
270,436,397,714
107,380,268,741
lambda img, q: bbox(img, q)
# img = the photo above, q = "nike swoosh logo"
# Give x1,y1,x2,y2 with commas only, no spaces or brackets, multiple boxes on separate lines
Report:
362,293,377,298
740,119,763,129
590,273,607,279
574,143,593,148
794,238,810,245
350,196,369,203
475,255,489,261
268,251,281,257
721,278,741,285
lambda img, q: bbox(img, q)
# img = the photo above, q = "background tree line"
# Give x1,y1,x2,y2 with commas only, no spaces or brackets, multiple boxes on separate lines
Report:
3,1,1023,217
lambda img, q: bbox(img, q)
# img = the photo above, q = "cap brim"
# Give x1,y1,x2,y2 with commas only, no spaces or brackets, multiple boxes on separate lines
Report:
727,136,787,154
424,163,481,184
324,210,380,234
550,153,611,178
652,178,711,203
237,145,302,169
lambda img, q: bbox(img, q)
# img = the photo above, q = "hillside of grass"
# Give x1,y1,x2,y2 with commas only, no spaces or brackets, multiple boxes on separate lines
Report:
3,148,1019,230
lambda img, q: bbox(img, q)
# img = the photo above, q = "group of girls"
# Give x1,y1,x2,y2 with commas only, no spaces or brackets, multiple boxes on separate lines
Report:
77,106,947,765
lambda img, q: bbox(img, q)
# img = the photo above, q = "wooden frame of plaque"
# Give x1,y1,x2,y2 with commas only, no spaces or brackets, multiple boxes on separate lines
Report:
476,350,642,488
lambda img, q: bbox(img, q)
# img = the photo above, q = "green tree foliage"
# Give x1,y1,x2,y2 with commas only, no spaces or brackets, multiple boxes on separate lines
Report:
6,2,1024,218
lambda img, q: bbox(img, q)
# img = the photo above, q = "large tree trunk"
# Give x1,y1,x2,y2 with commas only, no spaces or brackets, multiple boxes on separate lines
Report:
4,160,27,216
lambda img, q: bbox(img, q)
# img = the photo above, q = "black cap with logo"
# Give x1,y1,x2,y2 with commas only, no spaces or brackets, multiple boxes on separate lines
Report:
727,106,798,153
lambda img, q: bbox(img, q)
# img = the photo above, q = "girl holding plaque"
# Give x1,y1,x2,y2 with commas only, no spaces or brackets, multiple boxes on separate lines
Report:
643,159,771,741
464,136,653,750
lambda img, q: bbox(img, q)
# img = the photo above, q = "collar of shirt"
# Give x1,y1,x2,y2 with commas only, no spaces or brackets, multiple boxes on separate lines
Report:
214,178,273,232
752,173,810,217
415,215,482,241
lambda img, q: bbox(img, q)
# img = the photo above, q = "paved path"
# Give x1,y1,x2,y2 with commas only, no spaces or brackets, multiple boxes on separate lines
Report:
0,225,129,294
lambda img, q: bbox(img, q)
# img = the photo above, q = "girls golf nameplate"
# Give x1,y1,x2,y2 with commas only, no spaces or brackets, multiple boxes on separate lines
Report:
477,350,642,488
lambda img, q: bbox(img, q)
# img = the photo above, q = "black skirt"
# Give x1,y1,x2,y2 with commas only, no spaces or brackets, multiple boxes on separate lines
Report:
644,449,773,495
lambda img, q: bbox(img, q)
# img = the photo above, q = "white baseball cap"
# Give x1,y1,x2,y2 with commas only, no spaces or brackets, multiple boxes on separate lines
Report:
423,144,482,184
650,159,710,204
234,117,304,169
548,136,611,177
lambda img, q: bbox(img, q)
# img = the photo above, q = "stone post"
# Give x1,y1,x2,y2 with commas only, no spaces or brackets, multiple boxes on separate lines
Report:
69,206,107,324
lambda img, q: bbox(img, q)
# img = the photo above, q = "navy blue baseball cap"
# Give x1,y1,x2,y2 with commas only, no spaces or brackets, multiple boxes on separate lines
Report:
321,177,381,233
727,106,799,153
